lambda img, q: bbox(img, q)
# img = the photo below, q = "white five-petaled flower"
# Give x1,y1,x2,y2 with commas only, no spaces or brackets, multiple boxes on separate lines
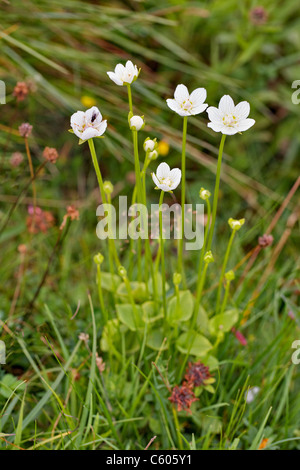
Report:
70,106,107,141
166,84,208,117
152,162,181,192
107,60,139,86
207,95,255,135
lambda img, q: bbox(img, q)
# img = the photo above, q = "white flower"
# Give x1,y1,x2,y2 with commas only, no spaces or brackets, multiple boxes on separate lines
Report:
166,84,208,117
129,115,144,131
152,162,181,192
207,95,255,135
70,106,107,141
107,60,139,86
245,386,260,404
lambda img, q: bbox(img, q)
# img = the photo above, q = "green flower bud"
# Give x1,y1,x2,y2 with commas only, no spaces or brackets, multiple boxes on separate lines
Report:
173,272,182,286
225,270,235,281
93,253,104,265
228,218,245,231
103,180,114,195
204,250,214,264
118,265,127,279
199,187,211,200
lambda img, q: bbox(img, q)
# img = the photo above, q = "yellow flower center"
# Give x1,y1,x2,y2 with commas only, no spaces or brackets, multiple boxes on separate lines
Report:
223,114,237,127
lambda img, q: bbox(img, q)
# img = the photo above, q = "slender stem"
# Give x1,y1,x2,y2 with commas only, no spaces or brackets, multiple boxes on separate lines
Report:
25,137,37,216
97,264,108,324
207,134,226,250
172,406,183,450
159,190,167,322
216,229,236,312
127,84,133,114
219,279,231,320
178,116,188,280
193,199,211,318
88,139,107,205
191,262,208,330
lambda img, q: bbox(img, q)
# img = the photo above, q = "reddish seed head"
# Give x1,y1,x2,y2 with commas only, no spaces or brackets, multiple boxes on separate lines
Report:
43,147,59,164
26,206,55,234
249,6,268,25
184,361,211,387
60,205,80,230
19,122,33,138
168,382,198,413
13,81,29,102
258,234,273,248
10,152,24,167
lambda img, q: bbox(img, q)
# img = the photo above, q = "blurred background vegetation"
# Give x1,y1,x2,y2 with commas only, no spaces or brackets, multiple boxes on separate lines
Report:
0,0,299,449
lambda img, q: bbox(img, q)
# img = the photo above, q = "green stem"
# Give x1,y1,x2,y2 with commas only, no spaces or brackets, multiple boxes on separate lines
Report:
219,279,231,320
207,134,226,251
172,406,183,450
97,264,108,324
193,199,211,319
88,139,107,205
178,116,188,282
216,229,236,313
159,190,167,323
127,84,133,114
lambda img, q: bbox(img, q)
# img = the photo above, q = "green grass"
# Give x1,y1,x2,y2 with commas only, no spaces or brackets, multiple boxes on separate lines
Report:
0,0,299,450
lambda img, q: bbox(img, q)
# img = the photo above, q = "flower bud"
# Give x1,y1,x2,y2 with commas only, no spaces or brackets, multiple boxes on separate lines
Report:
93,253,104,265
118,265,127,279
204,250,214,264
173,272,182,286
148,150,158,161
199,187,211,200
225,270,235,281
228,218,245,231
143,138,156,152
103,180,114,195
129,115,144,131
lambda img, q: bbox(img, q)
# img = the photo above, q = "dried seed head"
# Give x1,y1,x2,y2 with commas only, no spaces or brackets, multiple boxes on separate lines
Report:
18,122,33,138
249,6,268,25
43,147,59,164
168,382,198,413
258,234,273,248
26,206,55,234
184,361,211,388
10,152,24,167
13,81,29,101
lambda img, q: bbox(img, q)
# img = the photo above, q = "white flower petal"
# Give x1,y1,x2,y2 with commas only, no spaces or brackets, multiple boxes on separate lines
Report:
207,106,222,122
191,103,208,115
174,84,189,104
190,88,207,107
107,71,123,86
95,120,107,136
71,110,85,128
207,122,224,133
85,106,102,124
166,99,185,115
81,127,101,140
219,95,235,114
235,101,250,120
115,63,125,77
152,172,160,187
156,162,170,180
159,183,171,192
235,118,255,132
